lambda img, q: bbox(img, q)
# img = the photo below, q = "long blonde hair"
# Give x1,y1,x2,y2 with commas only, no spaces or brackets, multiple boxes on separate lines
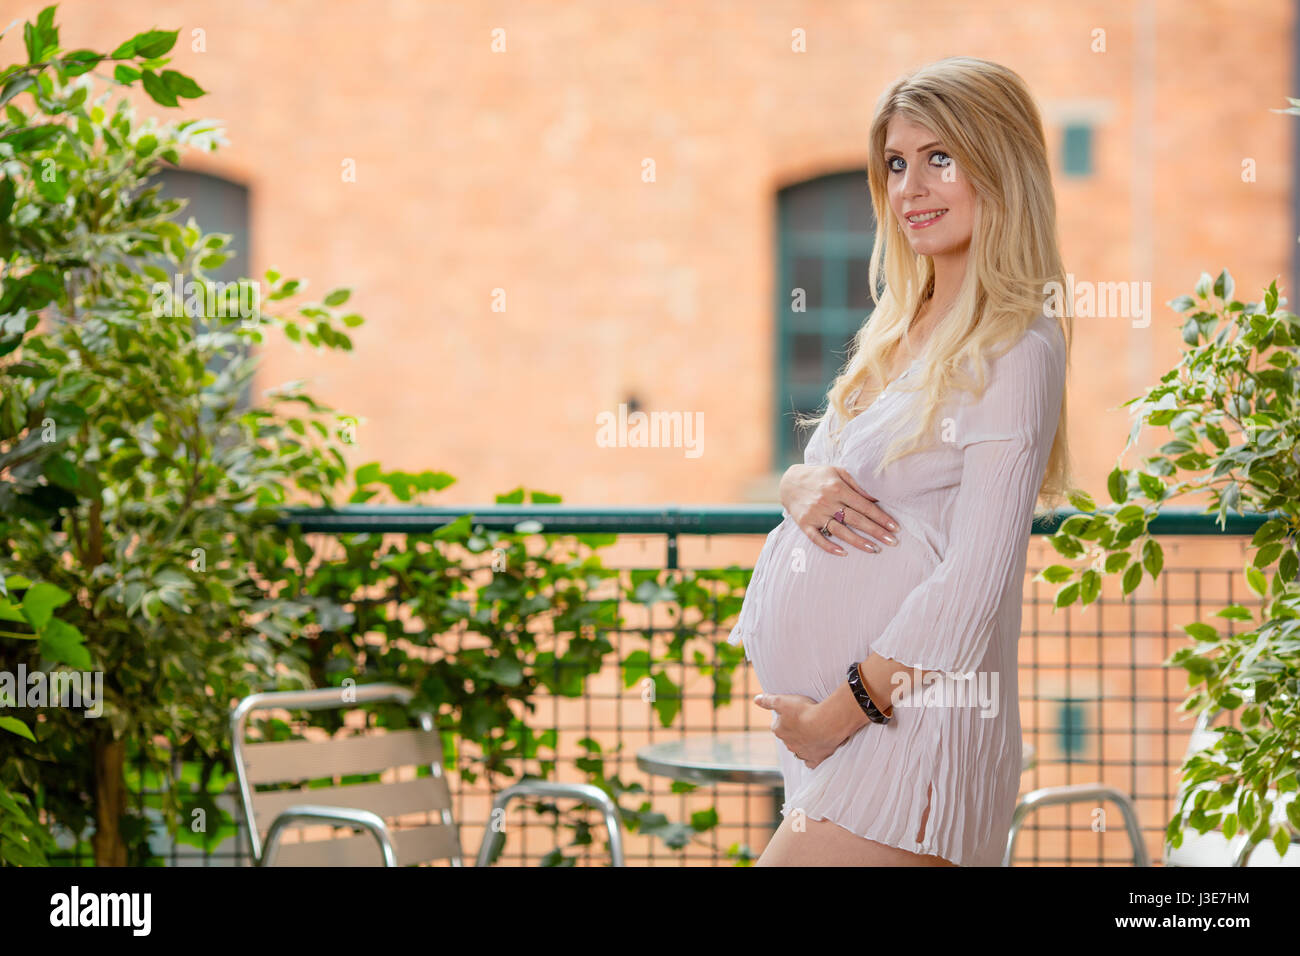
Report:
801,56,1074,517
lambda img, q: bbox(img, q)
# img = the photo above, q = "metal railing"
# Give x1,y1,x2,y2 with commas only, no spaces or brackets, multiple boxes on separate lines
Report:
52,505,1276,866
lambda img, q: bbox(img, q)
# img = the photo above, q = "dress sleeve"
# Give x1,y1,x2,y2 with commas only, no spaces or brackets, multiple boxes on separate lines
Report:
867,323,1066,676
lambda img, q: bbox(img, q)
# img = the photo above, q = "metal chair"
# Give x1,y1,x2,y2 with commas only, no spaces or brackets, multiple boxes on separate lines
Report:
1003,782,1149,866
1004,707,1299,867
1002,737,1149,866
230,683,625,866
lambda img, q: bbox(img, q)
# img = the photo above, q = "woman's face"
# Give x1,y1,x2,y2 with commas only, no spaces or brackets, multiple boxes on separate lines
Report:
883,115,976,259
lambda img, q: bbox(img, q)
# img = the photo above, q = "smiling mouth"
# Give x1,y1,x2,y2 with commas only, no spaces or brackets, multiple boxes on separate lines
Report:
906,209,948,226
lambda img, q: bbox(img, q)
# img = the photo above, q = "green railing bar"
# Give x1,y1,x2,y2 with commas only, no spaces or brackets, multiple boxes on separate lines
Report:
270,504,1279,535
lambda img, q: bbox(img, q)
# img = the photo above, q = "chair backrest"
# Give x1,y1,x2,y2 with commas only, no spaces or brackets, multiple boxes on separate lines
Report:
231,683,464,865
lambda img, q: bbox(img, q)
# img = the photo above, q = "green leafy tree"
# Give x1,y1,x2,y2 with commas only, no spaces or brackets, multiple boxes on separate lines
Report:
1040,269,1300,862
1,5,748,867
0,6,362,865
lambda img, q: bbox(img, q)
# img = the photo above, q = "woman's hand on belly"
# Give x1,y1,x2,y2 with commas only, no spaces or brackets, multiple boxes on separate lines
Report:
754,689,869,769
780,463,902,557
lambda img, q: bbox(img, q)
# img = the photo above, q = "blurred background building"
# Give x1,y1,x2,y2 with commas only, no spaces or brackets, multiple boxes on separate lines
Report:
47,0,1297,507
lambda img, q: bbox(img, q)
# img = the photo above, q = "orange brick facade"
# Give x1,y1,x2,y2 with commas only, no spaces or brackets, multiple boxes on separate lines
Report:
32,0,1294,508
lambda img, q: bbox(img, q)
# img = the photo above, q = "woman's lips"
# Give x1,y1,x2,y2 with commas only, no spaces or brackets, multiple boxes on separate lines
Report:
906,209,948,229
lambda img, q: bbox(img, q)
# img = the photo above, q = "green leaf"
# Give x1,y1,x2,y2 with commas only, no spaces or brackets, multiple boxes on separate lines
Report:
0,74,35,109
324,288,350,307
160,69,205,99
1067,489,1096,512
1137,472,1165,501
622,650,652,688
1038,565,1073,584
1055,581,1079,608
1219,481,1240,524
140,69,177,107
1251,518,1287,547
690,808,719,831
33,164,68,203
652,671,680,726
355,461,383,486
1213,269,1234,302
1107,468,1127,505
61,50,103,76
1245,565,1267,597
113,64,140,84
128,29,178,59
1254,541,1284,569
1281,548,1298,583
1121,562,1142,596
39,617,91,669
1049,534,1084,559
1079,569,1100,606
21,581,71,630
23,22,39,63
1142,539,1164,578
1273,826,1290,859
0,716,36,741
1104,551,1130,573
1215,604,1253,621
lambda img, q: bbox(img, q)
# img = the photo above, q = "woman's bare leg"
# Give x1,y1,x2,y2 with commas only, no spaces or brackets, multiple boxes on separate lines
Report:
755,785,956,866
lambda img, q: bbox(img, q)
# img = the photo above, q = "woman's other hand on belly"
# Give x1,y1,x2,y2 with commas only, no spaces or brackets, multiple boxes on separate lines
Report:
754,686,871,769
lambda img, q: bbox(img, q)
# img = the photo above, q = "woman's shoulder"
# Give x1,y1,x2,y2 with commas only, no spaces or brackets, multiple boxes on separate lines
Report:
984,312,1066,383
945,313,1066,445
1025,310,1067,359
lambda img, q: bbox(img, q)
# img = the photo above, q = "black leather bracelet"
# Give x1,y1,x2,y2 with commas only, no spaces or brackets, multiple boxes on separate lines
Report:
847,662,892,724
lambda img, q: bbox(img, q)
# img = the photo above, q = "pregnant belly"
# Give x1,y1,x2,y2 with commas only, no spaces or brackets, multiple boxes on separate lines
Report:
748,522,941,702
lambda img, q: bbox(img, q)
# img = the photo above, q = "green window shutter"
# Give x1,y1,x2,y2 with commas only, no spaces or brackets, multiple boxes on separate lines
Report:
774,172,878,468
1062,123,1093,176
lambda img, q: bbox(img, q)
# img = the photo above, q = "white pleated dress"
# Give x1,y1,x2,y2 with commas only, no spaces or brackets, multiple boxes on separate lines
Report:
728,312,1066,866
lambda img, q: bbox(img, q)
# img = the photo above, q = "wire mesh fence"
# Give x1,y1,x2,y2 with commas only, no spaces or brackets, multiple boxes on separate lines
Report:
41,506,1270,866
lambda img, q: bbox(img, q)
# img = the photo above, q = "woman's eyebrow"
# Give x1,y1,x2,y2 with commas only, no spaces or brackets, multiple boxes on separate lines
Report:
884,140,944,157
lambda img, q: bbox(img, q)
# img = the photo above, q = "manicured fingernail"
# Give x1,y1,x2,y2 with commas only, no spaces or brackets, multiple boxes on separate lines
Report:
834,548,846,555
888,521,899,531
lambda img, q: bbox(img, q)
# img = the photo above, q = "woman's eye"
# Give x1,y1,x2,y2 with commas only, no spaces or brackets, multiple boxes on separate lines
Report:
887,151,950,173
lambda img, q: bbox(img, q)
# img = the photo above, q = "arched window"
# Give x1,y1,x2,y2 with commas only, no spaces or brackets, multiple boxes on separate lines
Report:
774,171,878,467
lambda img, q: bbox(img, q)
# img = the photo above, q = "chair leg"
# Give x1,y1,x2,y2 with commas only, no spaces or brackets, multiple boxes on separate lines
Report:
474,780,625,866
1003,783,1149,867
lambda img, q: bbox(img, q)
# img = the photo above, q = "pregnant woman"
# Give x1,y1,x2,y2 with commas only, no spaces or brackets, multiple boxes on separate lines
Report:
728,56,1074,867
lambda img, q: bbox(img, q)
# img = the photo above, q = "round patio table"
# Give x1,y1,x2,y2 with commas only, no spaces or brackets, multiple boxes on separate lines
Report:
636,732,1037,837
636,731,786,833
